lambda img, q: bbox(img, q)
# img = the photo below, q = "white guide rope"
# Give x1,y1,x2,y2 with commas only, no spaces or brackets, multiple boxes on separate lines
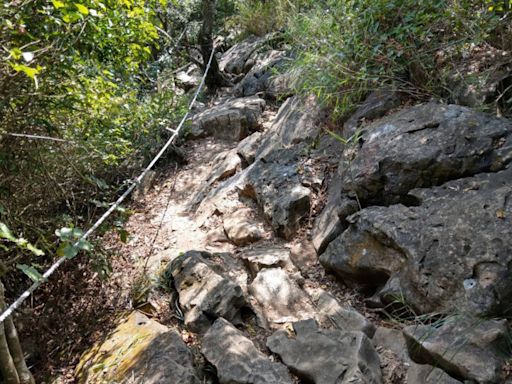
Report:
0,47,216,324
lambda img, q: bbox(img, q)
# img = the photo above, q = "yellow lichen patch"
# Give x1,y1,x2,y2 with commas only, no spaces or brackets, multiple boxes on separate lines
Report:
75,311,168,383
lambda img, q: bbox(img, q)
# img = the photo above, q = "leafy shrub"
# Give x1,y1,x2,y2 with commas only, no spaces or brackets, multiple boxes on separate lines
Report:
232,0,312,37
280,0,506,117
0,0,190,284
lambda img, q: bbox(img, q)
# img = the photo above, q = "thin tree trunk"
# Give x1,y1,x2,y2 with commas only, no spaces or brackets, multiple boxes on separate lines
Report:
199,0,230,91
0,283,20,384
4,317,34,384
0,281,34,384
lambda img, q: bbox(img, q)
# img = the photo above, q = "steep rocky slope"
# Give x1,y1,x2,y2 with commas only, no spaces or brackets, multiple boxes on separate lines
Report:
77,35,512,384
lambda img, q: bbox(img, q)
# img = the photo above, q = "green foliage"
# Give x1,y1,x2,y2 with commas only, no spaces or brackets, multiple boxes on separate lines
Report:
55,226,93,260
0,222,45,258
0,0,193,286
232,0,311,37
277,0,506,117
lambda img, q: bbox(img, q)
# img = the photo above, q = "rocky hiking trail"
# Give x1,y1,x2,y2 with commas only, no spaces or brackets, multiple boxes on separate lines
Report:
71,35,512,384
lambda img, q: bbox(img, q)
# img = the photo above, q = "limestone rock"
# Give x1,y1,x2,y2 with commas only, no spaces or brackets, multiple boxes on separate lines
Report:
320,167,512,316
234,50,288,97
223,208,264,246
289,240,317,273
257,95,323,158
371,327,409,362
404,316,509,383
343,89,402,135
220,36,270,75
406,363,463,384
267,319,382,384
206,227,230,244
249,268,316,325
311,174,358,254
241,146,311,239
190,96,265,141
75,311,200,384
315,103,512,252
167,251,247,333
239,245,294,276
266,67,300,99
207,149,242,184
202,318,293,384
237,131,263,166
175,64,201,91
307,288,375,337
339,103,512,206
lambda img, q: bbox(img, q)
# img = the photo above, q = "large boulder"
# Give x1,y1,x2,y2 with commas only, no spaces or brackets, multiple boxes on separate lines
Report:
314,103,512,254
167,251,247,333
404,316,509,383
190,96,265,141
75,311,200,384
202,318,293,384
320,167,512,316
267,319,382,384
340,103,512,206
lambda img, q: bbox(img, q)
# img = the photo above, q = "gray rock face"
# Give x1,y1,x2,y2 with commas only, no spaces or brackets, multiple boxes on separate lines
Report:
234,50,288,97
371,326,458,384
343,89,402,135
404,316,509,383
241,147,311,239
223,208,264,246
195,95,322,239
266,68,299,99
311,174,359,254
267,319,382,384
407,363,463,384
237,132,263,166
371,327,409,362
321,167,512,316
219,36,270,75
314,289,375,337
207,149,242,184
168,251,247,333
239,245,294,276
339,103,512,206
316,103,512,256
257,95,323,158
249,268,316,325
202,318,293,384
190,96,265,141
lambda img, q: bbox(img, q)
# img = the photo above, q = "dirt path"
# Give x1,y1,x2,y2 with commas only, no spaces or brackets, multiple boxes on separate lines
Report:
120,138,236,274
